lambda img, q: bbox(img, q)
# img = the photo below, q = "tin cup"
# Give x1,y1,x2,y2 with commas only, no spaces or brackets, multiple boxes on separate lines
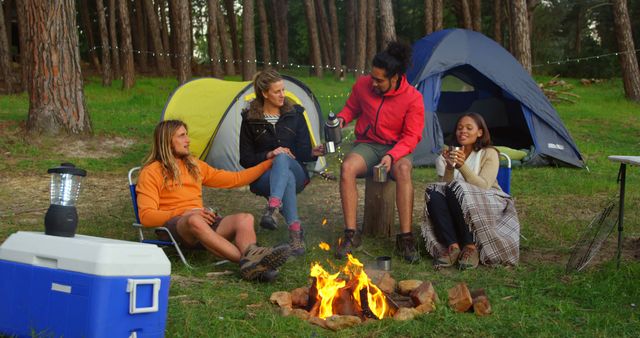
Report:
449,146,461,161
376,256,391,271
325,141,335,153
373,164,388,183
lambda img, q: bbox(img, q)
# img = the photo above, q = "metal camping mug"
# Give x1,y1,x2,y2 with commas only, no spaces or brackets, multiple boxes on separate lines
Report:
376,256,391,271
373,164,388,183
450,146,461,161
325,141,335,153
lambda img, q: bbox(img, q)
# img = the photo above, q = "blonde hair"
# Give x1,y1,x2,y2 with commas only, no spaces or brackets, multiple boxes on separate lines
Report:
247,68,293,119
143,119,200,187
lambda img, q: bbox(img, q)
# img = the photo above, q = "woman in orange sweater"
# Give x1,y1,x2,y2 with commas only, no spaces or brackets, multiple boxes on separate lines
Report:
136,120,290,282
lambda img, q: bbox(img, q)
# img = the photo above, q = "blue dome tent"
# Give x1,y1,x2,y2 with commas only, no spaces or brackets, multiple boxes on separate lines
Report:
407,29,585,168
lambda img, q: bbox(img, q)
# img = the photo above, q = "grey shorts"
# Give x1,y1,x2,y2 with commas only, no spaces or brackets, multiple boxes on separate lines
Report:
349,142,414,179
159,212,224,249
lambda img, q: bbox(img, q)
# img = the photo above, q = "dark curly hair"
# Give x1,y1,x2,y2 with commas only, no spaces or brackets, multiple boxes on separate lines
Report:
372,41,412,81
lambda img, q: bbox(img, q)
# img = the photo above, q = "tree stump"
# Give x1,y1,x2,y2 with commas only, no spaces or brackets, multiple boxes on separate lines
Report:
363,177,396,238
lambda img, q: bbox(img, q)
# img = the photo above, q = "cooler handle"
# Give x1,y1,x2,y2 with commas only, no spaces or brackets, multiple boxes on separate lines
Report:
127,278,161,314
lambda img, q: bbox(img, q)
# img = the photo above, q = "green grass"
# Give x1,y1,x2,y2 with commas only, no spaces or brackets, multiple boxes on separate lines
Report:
0,74,639,337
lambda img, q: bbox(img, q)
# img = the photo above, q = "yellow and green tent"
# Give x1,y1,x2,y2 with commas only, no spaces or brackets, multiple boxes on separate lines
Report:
161,76,326,173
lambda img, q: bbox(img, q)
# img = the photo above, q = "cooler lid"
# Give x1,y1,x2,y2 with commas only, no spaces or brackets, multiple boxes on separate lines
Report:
0,232,171,276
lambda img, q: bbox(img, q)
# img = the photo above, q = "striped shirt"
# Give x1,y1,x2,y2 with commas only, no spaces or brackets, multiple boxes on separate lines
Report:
264,113,279,125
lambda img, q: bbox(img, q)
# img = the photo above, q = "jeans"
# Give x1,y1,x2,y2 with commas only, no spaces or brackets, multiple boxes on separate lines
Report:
426,186,473,247
250,154,307,224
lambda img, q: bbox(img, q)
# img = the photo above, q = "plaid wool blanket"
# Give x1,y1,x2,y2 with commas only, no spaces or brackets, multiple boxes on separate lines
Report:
420,181,520,266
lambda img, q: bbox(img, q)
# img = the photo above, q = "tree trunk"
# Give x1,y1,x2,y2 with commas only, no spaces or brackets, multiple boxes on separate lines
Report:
433,0,443,31
3,0,12,49
612,0,640,101
118,0,135,89
278,0,288,66
328,0,341,75
0,1,14,93
493,0,502,44
303,0,322,77
24,0,92,134
256,0,270,66
214,0,234,75
379,0,396,48
175,0,191,84
365,0,376,71
132,0,148,72
96,0,112,86
574,5,582,56
158,0,170,54
16,0,28,91
471,0,481,32
108,0,121,79
344,0,356,71
315,0,333,68
510,0,531,73
80,0,102,73
168,0,178,69
270,0,282,67
457,0,472,29
241,0,256,80
424,0,433,35
207,0,223,77
355,0,366,75
143,0,169,76
223,0,240,72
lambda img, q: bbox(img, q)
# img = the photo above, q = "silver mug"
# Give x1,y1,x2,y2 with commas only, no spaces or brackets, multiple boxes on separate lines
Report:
373,164,388,183
325,141,335,153
449,146,461,161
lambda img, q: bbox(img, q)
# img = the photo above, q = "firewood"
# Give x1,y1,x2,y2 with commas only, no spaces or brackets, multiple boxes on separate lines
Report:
332,288,359,316
447,283,473,313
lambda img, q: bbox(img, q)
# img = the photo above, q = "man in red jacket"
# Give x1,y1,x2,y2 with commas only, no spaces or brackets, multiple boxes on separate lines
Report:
335,42,425,263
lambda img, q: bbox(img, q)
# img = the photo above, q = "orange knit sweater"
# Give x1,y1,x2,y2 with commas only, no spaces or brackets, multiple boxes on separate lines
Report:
136,158,272,226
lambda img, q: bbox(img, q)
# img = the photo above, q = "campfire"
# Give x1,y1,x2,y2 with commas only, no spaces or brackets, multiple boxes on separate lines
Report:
310,252,391,319
269,242,492,331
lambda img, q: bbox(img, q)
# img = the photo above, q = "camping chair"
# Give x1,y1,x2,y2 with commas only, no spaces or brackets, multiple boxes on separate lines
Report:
497,152,511,194
128,167,192,268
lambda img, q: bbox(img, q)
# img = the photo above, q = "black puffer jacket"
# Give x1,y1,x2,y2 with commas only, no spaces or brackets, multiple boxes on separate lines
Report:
239,104,316,177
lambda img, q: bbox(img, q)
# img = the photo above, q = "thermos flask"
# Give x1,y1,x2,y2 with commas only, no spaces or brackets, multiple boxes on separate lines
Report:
324,113,342,153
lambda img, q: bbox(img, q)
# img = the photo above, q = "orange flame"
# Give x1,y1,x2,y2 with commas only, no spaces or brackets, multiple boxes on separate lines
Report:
321,218,327,226
309,254,389,319
318,242,330,251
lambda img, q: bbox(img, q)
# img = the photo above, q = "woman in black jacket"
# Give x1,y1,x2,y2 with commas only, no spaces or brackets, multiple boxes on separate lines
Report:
240,69,324,256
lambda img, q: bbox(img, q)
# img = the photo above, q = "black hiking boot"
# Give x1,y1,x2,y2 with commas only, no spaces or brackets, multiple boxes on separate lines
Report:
396,232,420,264
259,205,278,230
335,229,362,259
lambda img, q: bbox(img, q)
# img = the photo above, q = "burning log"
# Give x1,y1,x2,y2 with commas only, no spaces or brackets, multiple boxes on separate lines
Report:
448,283,473,313
359,288,379,320
332,287,359,316
306,278,318,312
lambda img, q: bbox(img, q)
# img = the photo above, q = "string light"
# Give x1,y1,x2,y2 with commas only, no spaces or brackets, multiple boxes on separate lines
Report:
533,48,640,68
85,45,372,74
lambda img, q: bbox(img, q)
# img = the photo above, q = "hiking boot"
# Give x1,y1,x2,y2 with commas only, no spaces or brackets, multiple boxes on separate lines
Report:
458,245,480,270
260,205,278,230
257,269,279,283
335,229,362,259
288,229,306,256
239,243,290,281
433,245,461,268
395,232,420,264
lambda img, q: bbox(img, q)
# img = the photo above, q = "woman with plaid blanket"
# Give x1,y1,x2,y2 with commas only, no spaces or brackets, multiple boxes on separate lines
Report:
421,113,520,269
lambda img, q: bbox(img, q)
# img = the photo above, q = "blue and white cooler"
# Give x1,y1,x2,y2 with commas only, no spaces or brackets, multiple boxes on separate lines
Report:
0,231,171,338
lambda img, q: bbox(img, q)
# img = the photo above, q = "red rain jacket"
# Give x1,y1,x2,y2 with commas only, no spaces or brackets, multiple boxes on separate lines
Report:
338,75,425,161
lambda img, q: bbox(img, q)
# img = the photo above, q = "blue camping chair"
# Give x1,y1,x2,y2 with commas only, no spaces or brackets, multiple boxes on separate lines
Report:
497,152,511,194
128,167,191,268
